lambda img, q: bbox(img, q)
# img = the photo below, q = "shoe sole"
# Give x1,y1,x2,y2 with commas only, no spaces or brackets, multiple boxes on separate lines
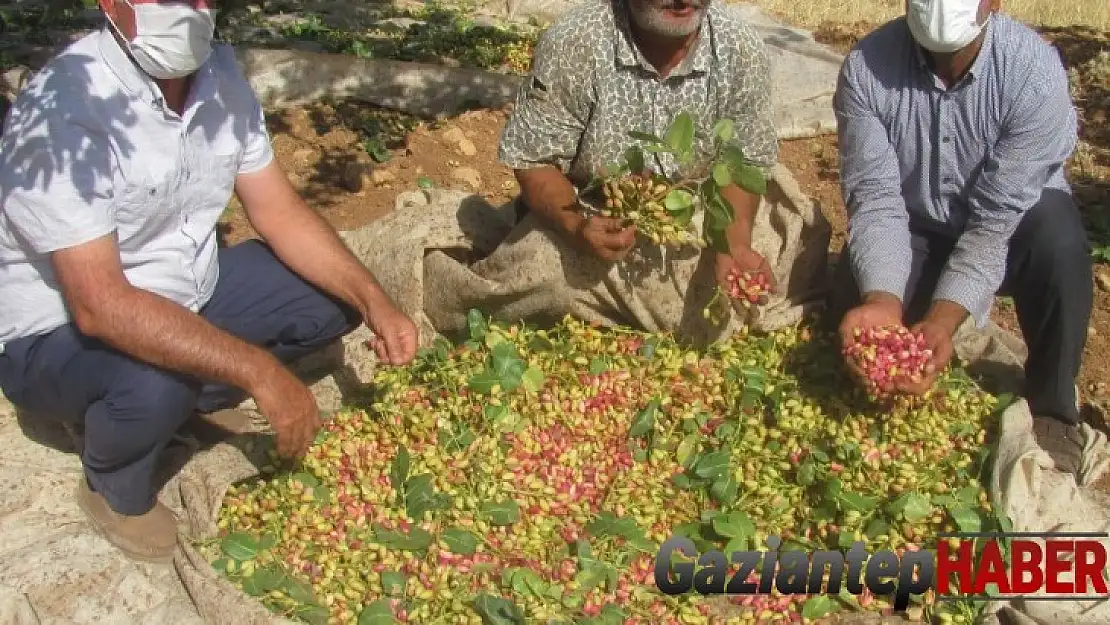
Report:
76,482,177,565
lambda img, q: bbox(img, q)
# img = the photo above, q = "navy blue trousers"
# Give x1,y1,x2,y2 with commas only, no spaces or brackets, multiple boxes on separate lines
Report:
0,240,360,515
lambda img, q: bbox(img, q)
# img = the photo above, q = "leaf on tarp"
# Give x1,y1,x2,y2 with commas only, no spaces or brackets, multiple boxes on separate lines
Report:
949,506,983,533
712,511,755,541
839,491,878,513
467,309,488,340
506,568,548,598
296,605,332,625
470,593,526,625
221,532,260,561
372,525,433,552
520,366,545,393
283,577,318,605
358,599,396,625
390,446,410,494
629,398,660,438
586,511,642,541
802,595,839,619
380,571,406,597
710,473,739,505
490,342,527,391
676,434,700,469
865,518,890,539
242,564,285,597
481,499,521,526
405,473,449,520
797,460,816,486
693,451,730,480
902,493,933,523
468,371,502,394
589,356,609,375
442,527,480,555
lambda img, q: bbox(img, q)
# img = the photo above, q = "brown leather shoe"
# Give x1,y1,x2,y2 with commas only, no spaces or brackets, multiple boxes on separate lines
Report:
1031,415,1085,477
76,479,178,563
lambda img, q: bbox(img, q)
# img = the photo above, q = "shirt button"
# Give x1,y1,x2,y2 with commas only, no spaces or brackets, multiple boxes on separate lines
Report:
942,137,951,143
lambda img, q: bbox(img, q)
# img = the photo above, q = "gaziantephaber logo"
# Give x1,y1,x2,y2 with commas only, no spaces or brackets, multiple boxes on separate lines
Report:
654,532,1110,610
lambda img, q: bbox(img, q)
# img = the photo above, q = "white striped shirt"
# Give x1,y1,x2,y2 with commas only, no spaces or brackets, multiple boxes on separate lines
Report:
834,14,1077,327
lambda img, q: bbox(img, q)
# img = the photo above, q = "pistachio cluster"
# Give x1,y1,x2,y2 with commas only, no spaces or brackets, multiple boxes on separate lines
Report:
599,173,705,248
843,325,935,400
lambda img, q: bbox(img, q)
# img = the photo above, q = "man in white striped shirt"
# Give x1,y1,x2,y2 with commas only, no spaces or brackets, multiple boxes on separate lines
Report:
829,0,1093,476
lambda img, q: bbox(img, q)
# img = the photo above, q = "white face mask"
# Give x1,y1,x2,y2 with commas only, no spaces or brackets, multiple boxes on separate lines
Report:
906,0,988,53
107,1,216,80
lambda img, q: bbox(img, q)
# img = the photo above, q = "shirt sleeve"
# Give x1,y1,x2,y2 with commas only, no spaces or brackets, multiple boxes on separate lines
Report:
932,45,1077,327
497,27,592,173
834,51,914,302
0,81,117,255
214,44,274,175
723,27,778,169
238,94,274,175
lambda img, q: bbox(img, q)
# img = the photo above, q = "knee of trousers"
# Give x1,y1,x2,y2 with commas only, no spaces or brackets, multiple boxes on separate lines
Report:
1013,191,1093,286
82,366,199,465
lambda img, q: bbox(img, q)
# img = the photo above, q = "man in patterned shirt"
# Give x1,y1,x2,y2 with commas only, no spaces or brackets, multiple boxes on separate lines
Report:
498,0,780,296
830,0,1093,475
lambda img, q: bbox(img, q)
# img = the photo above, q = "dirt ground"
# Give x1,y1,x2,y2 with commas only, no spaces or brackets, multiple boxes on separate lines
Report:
219,20,1110,421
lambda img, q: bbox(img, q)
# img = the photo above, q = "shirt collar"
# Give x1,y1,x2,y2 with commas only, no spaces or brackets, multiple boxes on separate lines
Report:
95,25,219,119
613,0,714,77
912,15,995,86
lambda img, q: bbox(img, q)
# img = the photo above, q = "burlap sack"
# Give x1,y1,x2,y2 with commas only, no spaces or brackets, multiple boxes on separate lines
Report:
336,162,831,350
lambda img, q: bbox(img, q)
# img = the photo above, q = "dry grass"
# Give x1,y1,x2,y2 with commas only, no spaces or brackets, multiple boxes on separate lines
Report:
745,0,1110,30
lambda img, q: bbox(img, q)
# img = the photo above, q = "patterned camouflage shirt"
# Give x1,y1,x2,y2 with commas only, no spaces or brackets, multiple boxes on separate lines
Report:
498,0,778,188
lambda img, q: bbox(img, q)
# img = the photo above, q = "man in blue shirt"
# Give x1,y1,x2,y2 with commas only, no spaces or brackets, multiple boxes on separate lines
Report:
829,0,1093,475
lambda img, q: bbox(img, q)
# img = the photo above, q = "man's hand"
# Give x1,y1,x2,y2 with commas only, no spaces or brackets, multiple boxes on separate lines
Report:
894,319,955,395
364,296,419,366
715,247,776,294
249,363,321,458
895,299,966,395
838,292,904,383
575,215,637,262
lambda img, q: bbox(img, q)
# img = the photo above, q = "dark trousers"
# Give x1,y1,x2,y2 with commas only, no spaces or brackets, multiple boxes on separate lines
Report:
0,240,361,515
828,189,1093,425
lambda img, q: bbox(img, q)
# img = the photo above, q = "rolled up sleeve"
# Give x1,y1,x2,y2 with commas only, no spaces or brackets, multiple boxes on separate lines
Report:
834,52,914,302
933,47,1077,327
498,28,591,173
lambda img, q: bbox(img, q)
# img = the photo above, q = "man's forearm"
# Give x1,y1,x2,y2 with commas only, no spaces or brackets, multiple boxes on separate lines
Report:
249,193,391,319
80,287,281,393
718,183,759,253
516,166,585,236
932,215,1018,329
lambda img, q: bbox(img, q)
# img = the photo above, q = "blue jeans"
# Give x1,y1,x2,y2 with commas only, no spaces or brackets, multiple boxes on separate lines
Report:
0,240,361,515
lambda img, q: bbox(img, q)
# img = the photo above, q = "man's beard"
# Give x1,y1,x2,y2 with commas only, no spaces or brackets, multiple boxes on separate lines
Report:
628,0,709,38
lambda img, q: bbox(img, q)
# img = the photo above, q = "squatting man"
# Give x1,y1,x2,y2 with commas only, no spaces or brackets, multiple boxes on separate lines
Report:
829,0,1093,476
0,0,418,562
499,0,782,300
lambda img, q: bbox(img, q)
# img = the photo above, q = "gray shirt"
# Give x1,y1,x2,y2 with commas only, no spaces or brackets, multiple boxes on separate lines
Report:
835,14,1077,327
498,0,779,186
